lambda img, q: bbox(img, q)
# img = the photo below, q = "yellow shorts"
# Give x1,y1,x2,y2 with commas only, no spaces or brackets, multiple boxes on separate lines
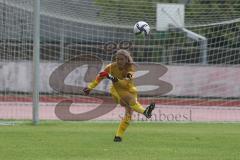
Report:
110,86,137,104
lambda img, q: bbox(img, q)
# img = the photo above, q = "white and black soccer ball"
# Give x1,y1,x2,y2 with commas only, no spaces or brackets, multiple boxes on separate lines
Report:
133,21,150,36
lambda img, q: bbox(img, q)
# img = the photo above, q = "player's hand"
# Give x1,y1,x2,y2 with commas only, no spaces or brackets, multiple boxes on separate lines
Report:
83,87,91,95
126,73,133,80
99,71,118,82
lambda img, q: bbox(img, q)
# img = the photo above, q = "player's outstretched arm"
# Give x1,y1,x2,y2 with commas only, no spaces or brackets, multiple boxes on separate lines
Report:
99,71,118,82
82,72,106,95
82,67,112,95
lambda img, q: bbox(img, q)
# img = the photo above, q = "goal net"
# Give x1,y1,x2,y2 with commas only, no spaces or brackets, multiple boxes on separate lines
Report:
1,0,240,123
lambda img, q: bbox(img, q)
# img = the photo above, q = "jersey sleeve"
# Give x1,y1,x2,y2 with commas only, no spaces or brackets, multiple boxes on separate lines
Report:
87,63,111,90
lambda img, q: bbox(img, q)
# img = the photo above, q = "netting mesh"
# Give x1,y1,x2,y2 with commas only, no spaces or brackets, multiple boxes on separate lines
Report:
0,0,240,122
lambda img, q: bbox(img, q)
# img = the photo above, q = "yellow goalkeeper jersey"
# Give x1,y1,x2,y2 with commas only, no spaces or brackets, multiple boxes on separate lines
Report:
105,62,137,93
88,62,137,95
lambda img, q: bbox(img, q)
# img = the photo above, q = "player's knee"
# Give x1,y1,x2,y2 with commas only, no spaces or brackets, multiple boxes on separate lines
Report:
121,95,136,106
129,99,138,106
120,99,128,106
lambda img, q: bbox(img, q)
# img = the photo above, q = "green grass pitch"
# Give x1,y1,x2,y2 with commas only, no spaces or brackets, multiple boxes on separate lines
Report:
0,121,240,160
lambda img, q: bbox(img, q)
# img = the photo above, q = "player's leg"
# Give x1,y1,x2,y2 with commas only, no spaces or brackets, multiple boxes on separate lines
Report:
110,87,142,114
110,87,132,142
120,92,145,114
114,105,133,142
122,93,155,118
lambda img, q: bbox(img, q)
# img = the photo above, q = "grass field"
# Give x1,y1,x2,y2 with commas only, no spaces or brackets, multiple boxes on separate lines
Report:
0,121,240,160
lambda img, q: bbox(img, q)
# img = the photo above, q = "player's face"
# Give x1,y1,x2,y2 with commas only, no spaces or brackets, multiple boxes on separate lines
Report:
116,54,128,68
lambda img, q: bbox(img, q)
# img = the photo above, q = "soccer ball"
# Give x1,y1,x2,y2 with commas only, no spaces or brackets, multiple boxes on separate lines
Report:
133,21,150,36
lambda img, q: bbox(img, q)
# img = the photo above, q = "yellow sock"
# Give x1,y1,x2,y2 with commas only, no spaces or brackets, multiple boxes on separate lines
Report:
130,102,145,114
116,114,131,137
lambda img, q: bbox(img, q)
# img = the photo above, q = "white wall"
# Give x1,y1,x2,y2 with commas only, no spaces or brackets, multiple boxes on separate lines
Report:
0,61,240,97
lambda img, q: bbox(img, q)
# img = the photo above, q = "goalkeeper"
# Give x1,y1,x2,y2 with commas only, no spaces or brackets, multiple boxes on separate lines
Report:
83,49,155,142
